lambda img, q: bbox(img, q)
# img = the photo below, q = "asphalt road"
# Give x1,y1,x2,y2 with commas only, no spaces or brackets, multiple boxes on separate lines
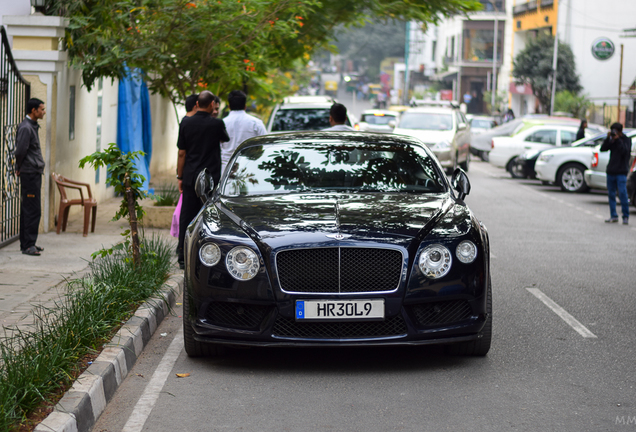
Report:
93,159,636,432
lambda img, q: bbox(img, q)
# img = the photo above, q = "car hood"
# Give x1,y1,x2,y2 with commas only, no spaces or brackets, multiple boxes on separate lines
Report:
213,193,461,249
392,128,454,145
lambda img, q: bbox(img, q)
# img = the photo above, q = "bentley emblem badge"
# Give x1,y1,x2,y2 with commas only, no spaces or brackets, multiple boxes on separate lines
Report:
326,233,351,240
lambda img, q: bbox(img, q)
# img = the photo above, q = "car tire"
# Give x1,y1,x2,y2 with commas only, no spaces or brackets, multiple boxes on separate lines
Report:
459,153,470,172
508,157,525,179
183,288,227,358
446,276,492,357
557,163,590,193
479,151,489,162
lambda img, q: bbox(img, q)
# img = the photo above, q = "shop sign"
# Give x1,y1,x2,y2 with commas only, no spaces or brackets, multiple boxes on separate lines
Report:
591,37,615,60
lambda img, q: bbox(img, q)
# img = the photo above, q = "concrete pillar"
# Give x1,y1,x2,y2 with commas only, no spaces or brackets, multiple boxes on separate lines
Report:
2,15,68,233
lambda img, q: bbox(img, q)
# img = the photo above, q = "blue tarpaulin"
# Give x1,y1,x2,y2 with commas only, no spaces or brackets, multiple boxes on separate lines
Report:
117,67,152,190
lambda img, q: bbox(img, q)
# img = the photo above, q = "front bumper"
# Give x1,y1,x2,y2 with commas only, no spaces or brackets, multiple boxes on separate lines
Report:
185,292,488,347
534,160,557,182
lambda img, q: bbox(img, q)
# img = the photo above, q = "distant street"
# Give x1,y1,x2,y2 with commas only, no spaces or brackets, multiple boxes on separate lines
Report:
94,159,636,432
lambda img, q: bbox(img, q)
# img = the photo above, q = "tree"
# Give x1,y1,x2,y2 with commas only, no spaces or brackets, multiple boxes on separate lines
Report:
79,143,149,267
513,34,581,113
554,90,591,119
53,0,482,110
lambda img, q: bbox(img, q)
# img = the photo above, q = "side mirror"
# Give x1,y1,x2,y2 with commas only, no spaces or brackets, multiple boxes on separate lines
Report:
388,120,396,129
451,168,471,200
195,168,215,203
458,122,467,130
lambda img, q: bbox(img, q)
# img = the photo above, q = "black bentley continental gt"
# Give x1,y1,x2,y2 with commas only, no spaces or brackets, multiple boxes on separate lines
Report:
183,132,492,357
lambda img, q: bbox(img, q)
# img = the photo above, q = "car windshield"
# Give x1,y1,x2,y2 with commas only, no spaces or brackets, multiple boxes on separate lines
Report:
361,114,395,125
272,108,333,131
398,113,453,131
222,142,446,196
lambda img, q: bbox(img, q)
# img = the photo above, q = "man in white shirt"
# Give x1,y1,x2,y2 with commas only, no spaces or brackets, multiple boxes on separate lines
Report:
221,90,267,174
323,103,355,131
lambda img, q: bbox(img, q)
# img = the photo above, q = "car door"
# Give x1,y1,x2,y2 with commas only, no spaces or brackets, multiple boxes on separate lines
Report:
522,128,558,153
454,111,470,160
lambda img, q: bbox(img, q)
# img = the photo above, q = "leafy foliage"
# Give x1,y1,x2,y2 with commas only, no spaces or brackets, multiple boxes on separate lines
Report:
52,0,482,107
513,34,581,113
554,90,591,119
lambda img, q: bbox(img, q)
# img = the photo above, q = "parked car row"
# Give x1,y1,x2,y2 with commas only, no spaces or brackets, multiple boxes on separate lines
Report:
487,123,636,207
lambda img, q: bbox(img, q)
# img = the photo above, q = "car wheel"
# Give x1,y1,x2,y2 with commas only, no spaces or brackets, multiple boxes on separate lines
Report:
479,151,489,162
183,284,227,358
459,153,470,172
508,157,525,179
446,276,492,357
557,163,589,193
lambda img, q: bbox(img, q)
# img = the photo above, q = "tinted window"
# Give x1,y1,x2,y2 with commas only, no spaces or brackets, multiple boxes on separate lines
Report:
361,114,395,125
223,143,446,196
398,113,453,131
525,129,557,145
272,108,333,131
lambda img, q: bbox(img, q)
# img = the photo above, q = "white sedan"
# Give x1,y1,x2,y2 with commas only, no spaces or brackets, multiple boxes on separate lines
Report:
489,124,594,175
534,134,607,193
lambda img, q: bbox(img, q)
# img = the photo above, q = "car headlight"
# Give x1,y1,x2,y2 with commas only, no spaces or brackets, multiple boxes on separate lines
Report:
434,140,451,150
418,245,452,279
538,154,554,163
226,246,260,280
456,240,477,264
199,243,221,267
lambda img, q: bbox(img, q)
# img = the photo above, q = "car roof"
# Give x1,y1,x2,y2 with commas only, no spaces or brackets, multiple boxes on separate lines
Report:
282,95,335,104
276,103,334,110
360,109,399,116
403,106,457,114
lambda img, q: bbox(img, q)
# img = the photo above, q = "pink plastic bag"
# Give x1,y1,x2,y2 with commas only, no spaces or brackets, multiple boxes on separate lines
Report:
170,194,182,238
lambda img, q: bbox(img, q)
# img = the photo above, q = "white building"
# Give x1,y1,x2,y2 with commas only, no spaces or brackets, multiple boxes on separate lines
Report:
510,0,636,123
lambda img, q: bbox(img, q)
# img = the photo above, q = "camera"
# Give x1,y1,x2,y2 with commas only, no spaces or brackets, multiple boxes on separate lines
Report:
610,129,618,136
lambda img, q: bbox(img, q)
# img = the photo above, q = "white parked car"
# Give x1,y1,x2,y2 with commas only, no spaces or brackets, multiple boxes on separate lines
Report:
489,124,595,175
392,105,471,173
533,134,608,192
584,130,636,190
356,109,399,133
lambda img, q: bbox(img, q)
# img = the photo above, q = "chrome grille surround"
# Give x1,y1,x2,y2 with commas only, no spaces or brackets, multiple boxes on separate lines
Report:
275,247,404,294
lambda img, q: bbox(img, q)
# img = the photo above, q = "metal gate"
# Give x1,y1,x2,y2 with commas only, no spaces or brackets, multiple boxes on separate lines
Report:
1,26,31,248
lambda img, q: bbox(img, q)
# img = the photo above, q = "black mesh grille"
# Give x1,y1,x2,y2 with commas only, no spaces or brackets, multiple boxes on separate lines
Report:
272,315,407,339
408,300,472,327
204,302,271,330
276,247,402,293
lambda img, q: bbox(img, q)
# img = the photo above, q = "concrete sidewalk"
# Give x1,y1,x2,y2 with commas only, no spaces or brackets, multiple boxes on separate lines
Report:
0,194,178,333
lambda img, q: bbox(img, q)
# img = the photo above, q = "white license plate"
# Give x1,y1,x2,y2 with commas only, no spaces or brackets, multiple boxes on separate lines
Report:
295,299,384,320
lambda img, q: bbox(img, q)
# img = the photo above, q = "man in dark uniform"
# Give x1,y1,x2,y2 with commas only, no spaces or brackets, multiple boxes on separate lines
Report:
176,91,229,268
15,98,46,256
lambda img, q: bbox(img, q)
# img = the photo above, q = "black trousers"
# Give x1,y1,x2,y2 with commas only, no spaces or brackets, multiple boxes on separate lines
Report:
178,183,203,263
20,172,42,251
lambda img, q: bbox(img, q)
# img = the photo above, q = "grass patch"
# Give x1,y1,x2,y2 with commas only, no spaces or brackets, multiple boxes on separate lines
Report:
0,235,174,431
153,182,179,206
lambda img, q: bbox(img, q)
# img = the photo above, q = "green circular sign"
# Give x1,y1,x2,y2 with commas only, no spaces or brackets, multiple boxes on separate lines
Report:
591,37,615,60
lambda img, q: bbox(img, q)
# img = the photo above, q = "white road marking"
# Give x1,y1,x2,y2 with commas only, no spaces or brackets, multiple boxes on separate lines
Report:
526,288,597,338
121,331,184,432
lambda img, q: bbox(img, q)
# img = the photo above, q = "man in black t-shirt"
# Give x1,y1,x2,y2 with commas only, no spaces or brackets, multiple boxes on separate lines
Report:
600,122,631,224
176,91,229,268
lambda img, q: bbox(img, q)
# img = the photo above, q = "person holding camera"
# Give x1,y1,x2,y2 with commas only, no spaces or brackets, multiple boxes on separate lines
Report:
601,122,631,224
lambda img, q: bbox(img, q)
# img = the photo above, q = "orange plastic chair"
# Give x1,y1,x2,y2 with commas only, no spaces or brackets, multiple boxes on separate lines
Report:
51,173,97,237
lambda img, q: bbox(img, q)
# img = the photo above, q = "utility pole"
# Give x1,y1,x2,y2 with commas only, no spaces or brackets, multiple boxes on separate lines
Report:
549,25,559,115
617,44,624,123
403,21,411,105
491,1,499,114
